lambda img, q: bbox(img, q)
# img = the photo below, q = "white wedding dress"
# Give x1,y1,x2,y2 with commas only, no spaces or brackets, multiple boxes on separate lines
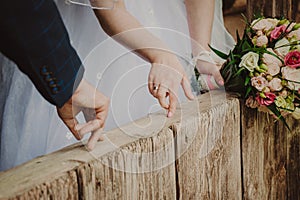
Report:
0,0,235,171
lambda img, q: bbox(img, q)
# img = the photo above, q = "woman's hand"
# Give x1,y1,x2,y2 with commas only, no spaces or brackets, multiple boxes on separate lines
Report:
148,53,194,117
196,58,224,89
94,0,194,117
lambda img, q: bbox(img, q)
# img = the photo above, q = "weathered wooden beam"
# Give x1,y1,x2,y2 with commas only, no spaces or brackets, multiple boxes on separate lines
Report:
76,128,176,200
174,97,241,199
247,0,298,20
0,91,241,199
241,106,300,200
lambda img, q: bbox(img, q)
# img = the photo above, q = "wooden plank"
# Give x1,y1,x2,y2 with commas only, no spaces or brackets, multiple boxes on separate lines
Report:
241,106,300,200
4,171,78,200
247,0,298,20
0,91,236,199
175,96,242,199
286,119,300,200
76,128,176,200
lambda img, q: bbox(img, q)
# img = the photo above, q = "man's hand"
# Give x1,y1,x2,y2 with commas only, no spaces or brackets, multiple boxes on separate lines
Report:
57,79,109,150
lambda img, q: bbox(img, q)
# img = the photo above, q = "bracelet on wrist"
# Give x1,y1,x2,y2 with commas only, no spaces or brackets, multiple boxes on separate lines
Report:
192,51,216,67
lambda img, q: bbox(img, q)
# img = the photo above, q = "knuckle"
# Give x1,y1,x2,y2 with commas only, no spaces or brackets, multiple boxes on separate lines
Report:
157,93,165,98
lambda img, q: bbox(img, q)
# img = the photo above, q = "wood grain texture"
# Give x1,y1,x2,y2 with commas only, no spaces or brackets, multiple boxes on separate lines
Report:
0,91,239,199
247,0,298,20
0,91,298,199
241,106,300,200
76,128,176,200
175,97,242,199
5,171,78,200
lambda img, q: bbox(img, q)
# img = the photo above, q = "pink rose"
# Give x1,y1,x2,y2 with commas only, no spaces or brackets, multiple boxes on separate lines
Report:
251,76,268,91
284,50,300,68
256,92,276,106
256,35,268,47
268,77,283,91
270,25,287,40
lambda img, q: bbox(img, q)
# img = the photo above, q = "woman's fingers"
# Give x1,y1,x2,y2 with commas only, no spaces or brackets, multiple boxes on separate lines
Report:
156,85,169,109
167,89,178,118
212,70,224,86
197,60,224,87
181,75,195,100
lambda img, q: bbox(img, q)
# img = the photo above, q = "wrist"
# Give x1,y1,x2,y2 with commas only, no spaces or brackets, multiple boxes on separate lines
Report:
149,50,177,64
192,50,216,67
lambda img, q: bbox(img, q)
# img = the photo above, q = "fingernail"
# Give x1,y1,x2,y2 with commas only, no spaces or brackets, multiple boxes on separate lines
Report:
167,111,173,118
218,80,224,85
87,144,94,151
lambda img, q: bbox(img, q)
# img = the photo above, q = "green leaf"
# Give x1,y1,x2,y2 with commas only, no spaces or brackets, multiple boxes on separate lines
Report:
245,86,252,98
242,40,252,51
285,79,300,84
267,104,291,131
245,76,251,86
209,44,228,59
232,67,245,78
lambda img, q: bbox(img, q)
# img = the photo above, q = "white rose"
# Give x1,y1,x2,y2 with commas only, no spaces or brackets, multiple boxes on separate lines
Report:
288,38,300,50
256,35,268,47
281,66,300,90
267,18,280,27
275,38,290,57
287,28,300,40
239,52,259,72
268,77,283,91
292,107,300,119
263,48,282,76
252,18,278,31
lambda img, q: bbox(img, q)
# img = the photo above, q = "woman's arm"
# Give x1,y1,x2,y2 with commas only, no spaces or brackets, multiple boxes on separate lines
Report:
185,0,224,86
93,0,194,117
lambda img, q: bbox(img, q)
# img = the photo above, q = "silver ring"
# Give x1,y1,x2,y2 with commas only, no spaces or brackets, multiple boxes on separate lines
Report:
153,86,159,90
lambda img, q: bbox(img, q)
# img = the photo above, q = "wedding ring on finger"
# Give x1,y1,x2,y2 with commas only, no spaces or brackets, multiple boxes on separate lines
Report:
153,85,159,91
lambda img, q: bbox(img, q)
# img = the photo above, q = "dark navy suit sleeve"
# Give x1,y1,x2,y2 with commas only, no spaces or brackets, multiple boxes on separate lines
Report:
0,0,84,107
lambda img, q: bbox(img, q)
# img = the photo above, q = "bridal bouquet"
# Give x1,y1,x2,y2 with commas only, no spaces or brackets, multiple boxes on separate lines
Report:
210,17,300,127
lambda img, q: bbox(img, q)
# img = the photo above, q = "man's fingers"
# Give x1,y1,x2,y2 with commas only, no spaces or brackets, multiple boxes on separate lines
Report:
181,76,195,100
64,118,81,140
75,119,103,137
86,128,104,151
